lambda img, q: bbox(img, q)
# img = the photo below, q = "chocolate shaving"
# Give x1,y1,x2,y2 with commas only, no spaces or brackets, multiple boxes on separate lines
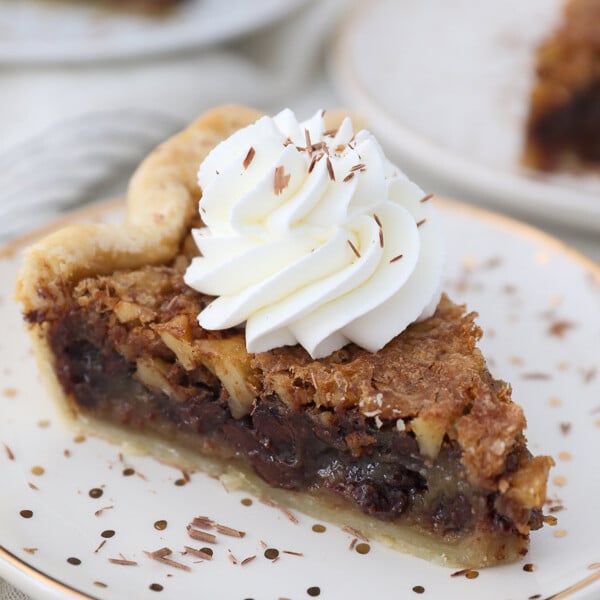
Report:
144,547,191,572
148,547,170,558
282,550,304,557
260,499,299,524
228,550,238,565
343,172,355,183
483,256,502,270
214,523,246,538
94,540,106,554
560,422,572,435
378,228,384,248
451,568,470,577
260,540,268,549
342,525,369,542
351,163,366,172
22,548,37,554
419,193,434,203
521,372,552,380
349,538,357,551
94,505,114,517
347,240,361,258
191,516,214,530
583,368,597,384
311,142,326,152
241,555,256,566
548,320,576,338
108,557,138,566
304,129,312,155
308,154,319,174
416,218,427,227
186,526,216,544
243,147,256,170
389,254,404,263
27,482,39,491
323,128,338,137
283,137,293,147
274,166,291,195
326,157,335,181
183,546,213,560
3,443,14,460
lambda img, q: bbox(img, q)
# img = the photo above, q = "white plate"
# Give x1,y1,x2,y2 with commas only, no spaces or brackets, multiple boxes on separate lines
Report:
1,199,600,600
0,0,309,63
330,0,600,233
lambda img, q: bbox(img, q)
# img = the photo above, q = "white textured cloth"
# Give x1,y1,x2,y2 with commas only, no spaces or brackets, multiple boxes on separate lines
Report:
0,581,28,600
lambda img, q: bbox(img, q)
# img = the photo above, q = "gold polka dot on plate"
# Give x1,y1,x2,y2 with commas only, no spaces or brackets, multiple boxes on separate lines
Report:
554,529,568,538
553,475,567,486
264,548,279,560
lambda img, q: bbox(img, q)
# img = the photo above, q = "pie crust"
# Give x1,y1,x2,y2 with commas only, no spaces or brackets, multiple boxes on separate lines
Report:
17,105,553,568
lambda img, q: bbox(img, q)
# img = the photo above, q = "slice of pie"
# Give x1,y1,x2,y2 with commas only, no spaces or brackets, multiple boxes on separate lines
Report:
17,105,553,568
523,0,600,171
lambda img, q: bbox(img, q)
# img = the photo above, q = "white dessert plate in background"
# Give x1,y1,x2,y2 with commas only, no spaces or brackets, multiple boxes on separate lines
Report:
330,0,600,233
0,0,310,63
0,199,599,599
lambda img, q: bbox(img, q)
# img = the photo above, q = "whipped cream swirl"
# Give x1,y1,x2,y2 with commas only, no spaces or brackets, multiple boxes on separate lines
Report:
184,109,444,359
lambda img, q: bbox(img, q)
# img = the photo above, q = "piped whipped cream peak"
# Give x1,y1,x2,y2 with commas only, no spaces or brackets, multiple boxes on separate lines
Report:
184,109,445,359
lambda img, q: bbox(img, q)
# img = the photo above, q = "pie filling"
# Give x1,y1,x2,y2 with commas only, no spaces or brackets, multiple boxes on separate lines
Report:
526,82,600,169
27,259,544,543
